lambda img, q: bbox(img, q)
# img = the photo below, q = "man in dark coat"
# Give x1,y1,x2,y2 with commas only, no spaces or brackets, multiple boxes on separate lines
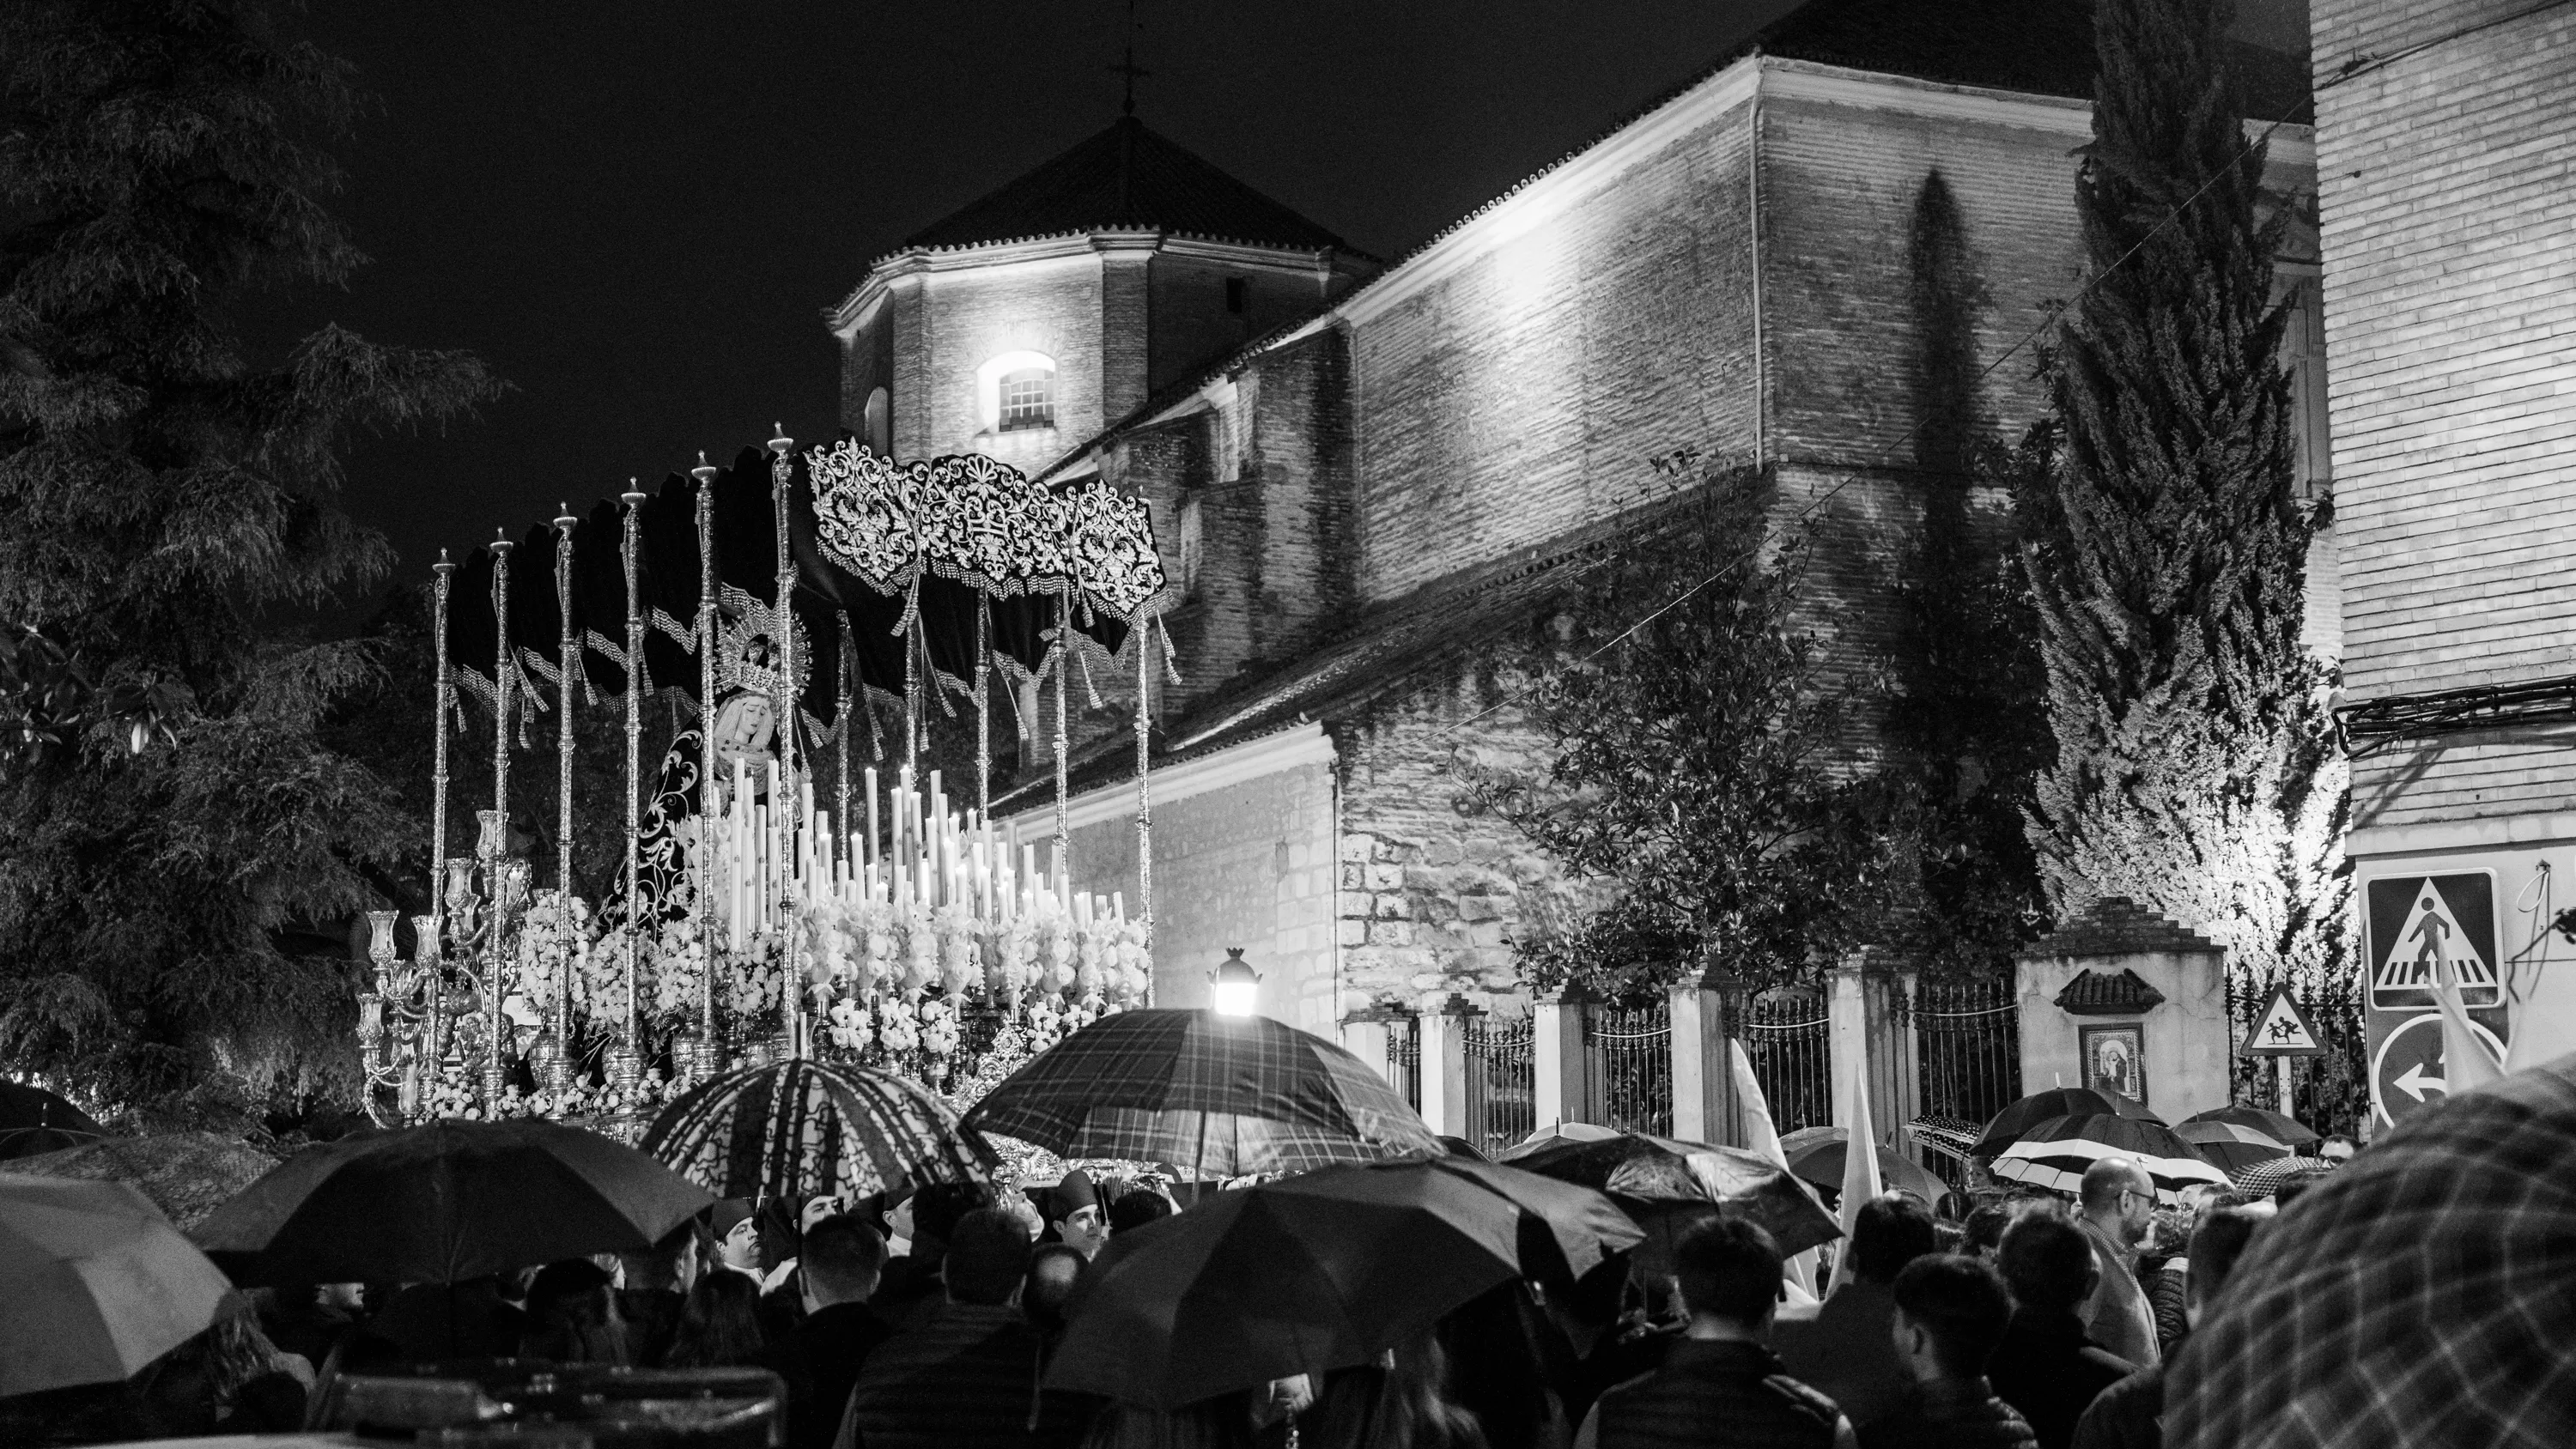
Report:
1861,1254,2036,1448
870,1180,993,1331
1573,1216,1856,1449
769,1214,894,1449
841,1209,1087,1448
1987,1215,2133,1449
1776,1192,1941,1433
2071,1208,2267,1449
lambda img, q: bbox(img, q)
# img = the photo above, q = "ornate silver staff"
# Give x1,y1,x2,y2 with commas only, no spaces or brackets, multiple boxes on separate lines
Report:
554,505,578,895
485,531,515,1111
1136,620,1152,933
690,452,721,1081
617,482,647,1088
424,549,455,1116
766,426,801,1058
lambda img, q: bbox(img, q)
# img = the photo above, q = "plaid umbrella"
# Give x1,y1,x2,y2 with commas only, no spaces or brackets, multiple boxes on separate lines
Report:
1990,1113,2227,1204
1502,1131,1841,1257
958,1008,1440,1179
2180,1104,2319,1146
642,1057,997,1202
0,1176,233,1397
1971,1087,2161,1156
2229,1154,2338,1197
2167,1058,2576,1448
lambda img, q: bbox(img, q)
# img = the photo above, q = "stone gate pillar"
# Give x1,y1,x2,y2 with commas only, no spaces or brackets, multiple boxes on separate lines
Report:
1828,950,1921,1150
1669,967,1746,1146
1533,986,1589,1129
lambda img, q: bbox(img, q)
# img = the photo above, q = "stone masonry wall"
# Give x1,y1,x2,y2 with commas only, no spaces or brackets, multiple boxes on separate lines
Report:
914,255,1104,461
2311,0,2576,835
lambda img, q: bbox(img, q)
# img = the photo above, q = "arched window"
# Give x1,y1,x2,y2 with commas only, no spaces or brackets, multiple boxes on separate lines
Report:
975,350,1059,440
1177,494,1204,597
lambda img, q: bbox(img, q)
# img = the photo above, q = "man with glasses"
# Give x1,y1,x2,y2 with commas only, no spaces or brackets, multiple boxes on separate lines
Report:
2072,1160,2160,1367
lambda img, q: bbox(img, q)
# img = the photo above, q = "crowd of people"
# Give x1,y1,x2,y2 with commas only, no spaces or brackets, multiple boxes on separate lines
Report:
3,1152,2296,1449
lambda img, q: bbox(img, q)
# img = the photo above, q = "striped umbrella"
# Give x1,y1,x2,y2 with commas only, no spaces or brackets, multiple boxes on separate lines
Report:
959,1009,1440,1179
2180,1104,2319,1146
1971,1088,2162,1156
642,1058,997,1203
2231,1155,2339,1198
2174,1119,2292,1177
1990,1113,2229,1205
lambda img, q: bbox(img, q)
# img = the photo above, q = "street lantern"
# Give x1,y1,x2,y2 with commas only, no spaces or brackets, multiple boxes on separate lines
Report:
1210,948,1261,1016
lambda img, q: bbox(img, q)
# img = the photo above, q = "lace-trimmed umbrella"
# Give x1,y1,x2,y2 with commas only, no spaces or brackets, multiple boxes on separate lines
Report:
960,1008,1440,1180
1971,1087,2161,1156
2228,1154,2338,1197
2175,1119,2294,1177
642,1057,997,1202
2180,1104,2319,1147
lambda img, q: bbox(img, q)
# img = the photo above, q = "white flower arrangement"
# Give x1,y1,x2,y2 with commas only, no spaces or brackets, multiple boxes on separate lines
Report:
896,904,938,996
825,994,875,1054
512,890,592,1021
985,916,1037,1005
919,995,962,1058
933,906,979,998
647,914,710,1022
878,994,920,1054
724,936,785,1021
1037,914,1077,993
1073,923,1107,1000
1111,918,1152,1007
426,1069,482,1120
573,929,639,1028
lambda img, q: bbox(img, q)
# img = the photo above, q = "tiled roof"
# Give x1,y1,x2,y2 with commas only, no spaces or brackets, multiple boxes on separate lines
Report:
2054,967,2170,1016
894,116,1353,256
2018,897,2224,959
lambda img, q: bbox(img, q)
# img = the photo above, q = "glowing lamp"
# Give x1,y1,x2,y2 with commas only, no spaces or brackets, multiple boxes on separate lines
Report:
1210,948,1261,1017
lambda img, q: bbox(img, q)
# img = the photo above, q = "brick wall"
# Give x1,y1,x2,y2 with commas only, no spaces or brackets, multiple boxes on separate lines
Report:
2312,0,2576,832
1350,94,1760,606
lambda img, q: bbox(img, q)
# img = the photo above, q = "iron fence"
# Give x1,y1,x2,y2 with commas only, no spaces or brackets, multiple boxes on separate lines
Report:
1385,1016,1422,1113
1914,979,2021,1190
1585,1000,1673,1137
1463,1014,1535,1156
1741,990,1832,1134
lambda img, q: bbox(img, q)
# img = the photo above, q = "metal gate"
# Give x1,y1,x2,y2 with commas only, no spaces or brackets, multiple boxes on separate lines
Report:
1386,1015,1422,1112
1585,1001,1672,1137
1464,1015,1535,1156
1914,979,2020,1187
1741,989,1832,1134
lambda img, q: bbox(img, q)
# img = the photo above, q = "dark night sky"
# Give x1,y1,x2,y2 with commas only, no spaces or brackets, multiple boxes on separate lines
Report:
277,0,2308,629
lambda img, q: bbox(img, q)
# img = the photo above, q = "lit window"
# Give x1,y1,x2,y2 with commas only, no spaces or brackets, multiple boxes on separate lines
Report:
998,368,1054,432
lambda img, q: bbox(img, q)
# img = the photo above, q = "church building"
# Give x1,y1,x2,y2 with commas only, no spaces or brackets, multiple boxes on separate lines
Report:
823,1,2327,1037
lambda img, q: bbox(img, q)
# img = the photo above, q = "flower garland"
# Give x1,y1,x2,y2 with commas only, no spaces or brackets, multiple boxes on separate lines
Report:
511,890,591,1022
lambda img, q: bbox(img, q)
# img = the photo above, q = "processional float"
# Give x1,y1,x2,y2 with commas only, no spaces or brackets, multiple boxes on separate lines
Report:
352,433,1176,1130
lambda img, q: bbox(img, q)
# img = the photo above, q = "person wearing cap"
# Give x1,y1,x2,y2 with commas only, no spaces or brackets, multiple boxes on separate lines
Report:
1042,1168,1111,1260
710,1199,764,1280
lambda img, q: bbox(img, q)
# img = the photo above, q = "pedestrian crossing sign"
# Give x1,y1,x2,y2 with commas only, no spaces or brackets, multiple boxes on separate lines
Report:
2364,873,2500,1010
2245,984,2325,1057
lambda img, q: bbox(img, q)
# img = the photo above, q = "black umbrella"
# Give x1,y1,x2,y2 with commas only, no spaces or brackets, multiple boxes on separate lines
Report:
958,1008,1442,1179
1970,1086,2160,1156
1502,1131,1840,1257
0,1081,106,1161
1045,1156,1641,1410
192,1118,714,1285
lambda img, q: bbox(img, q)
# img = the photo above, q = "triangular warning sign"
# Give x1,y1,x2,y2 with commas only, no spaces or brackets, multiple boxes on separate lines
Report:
2247,985,2324,1056
2374,879,2500,1005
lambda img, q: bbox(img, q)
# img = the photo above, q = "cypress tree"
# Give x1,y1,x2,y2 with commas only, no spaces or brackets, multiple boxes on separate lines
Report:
0,1,499,1119
2026,0,2347,999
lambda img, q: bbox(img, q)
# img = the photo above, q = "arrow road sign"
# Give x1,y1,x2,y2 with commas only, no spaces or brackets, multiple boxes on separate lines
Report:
2370,1011,2509,1128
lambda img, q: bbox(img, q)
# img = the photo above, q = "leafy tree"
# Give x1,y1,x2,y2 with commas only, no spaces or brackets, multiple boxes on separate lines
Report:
0,0,499,1119
2023,0,2348,1015
1461,470,1903,1001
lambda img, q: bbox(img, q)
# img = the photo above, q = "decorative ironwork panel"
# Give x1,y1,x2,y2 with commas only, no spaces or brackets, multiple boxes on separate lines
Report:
1585,1001,1673,1138
1386,1016,1422,1113
1463,1014,1535,1156
1913,979,2022,1191
1744,990,1832,1135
